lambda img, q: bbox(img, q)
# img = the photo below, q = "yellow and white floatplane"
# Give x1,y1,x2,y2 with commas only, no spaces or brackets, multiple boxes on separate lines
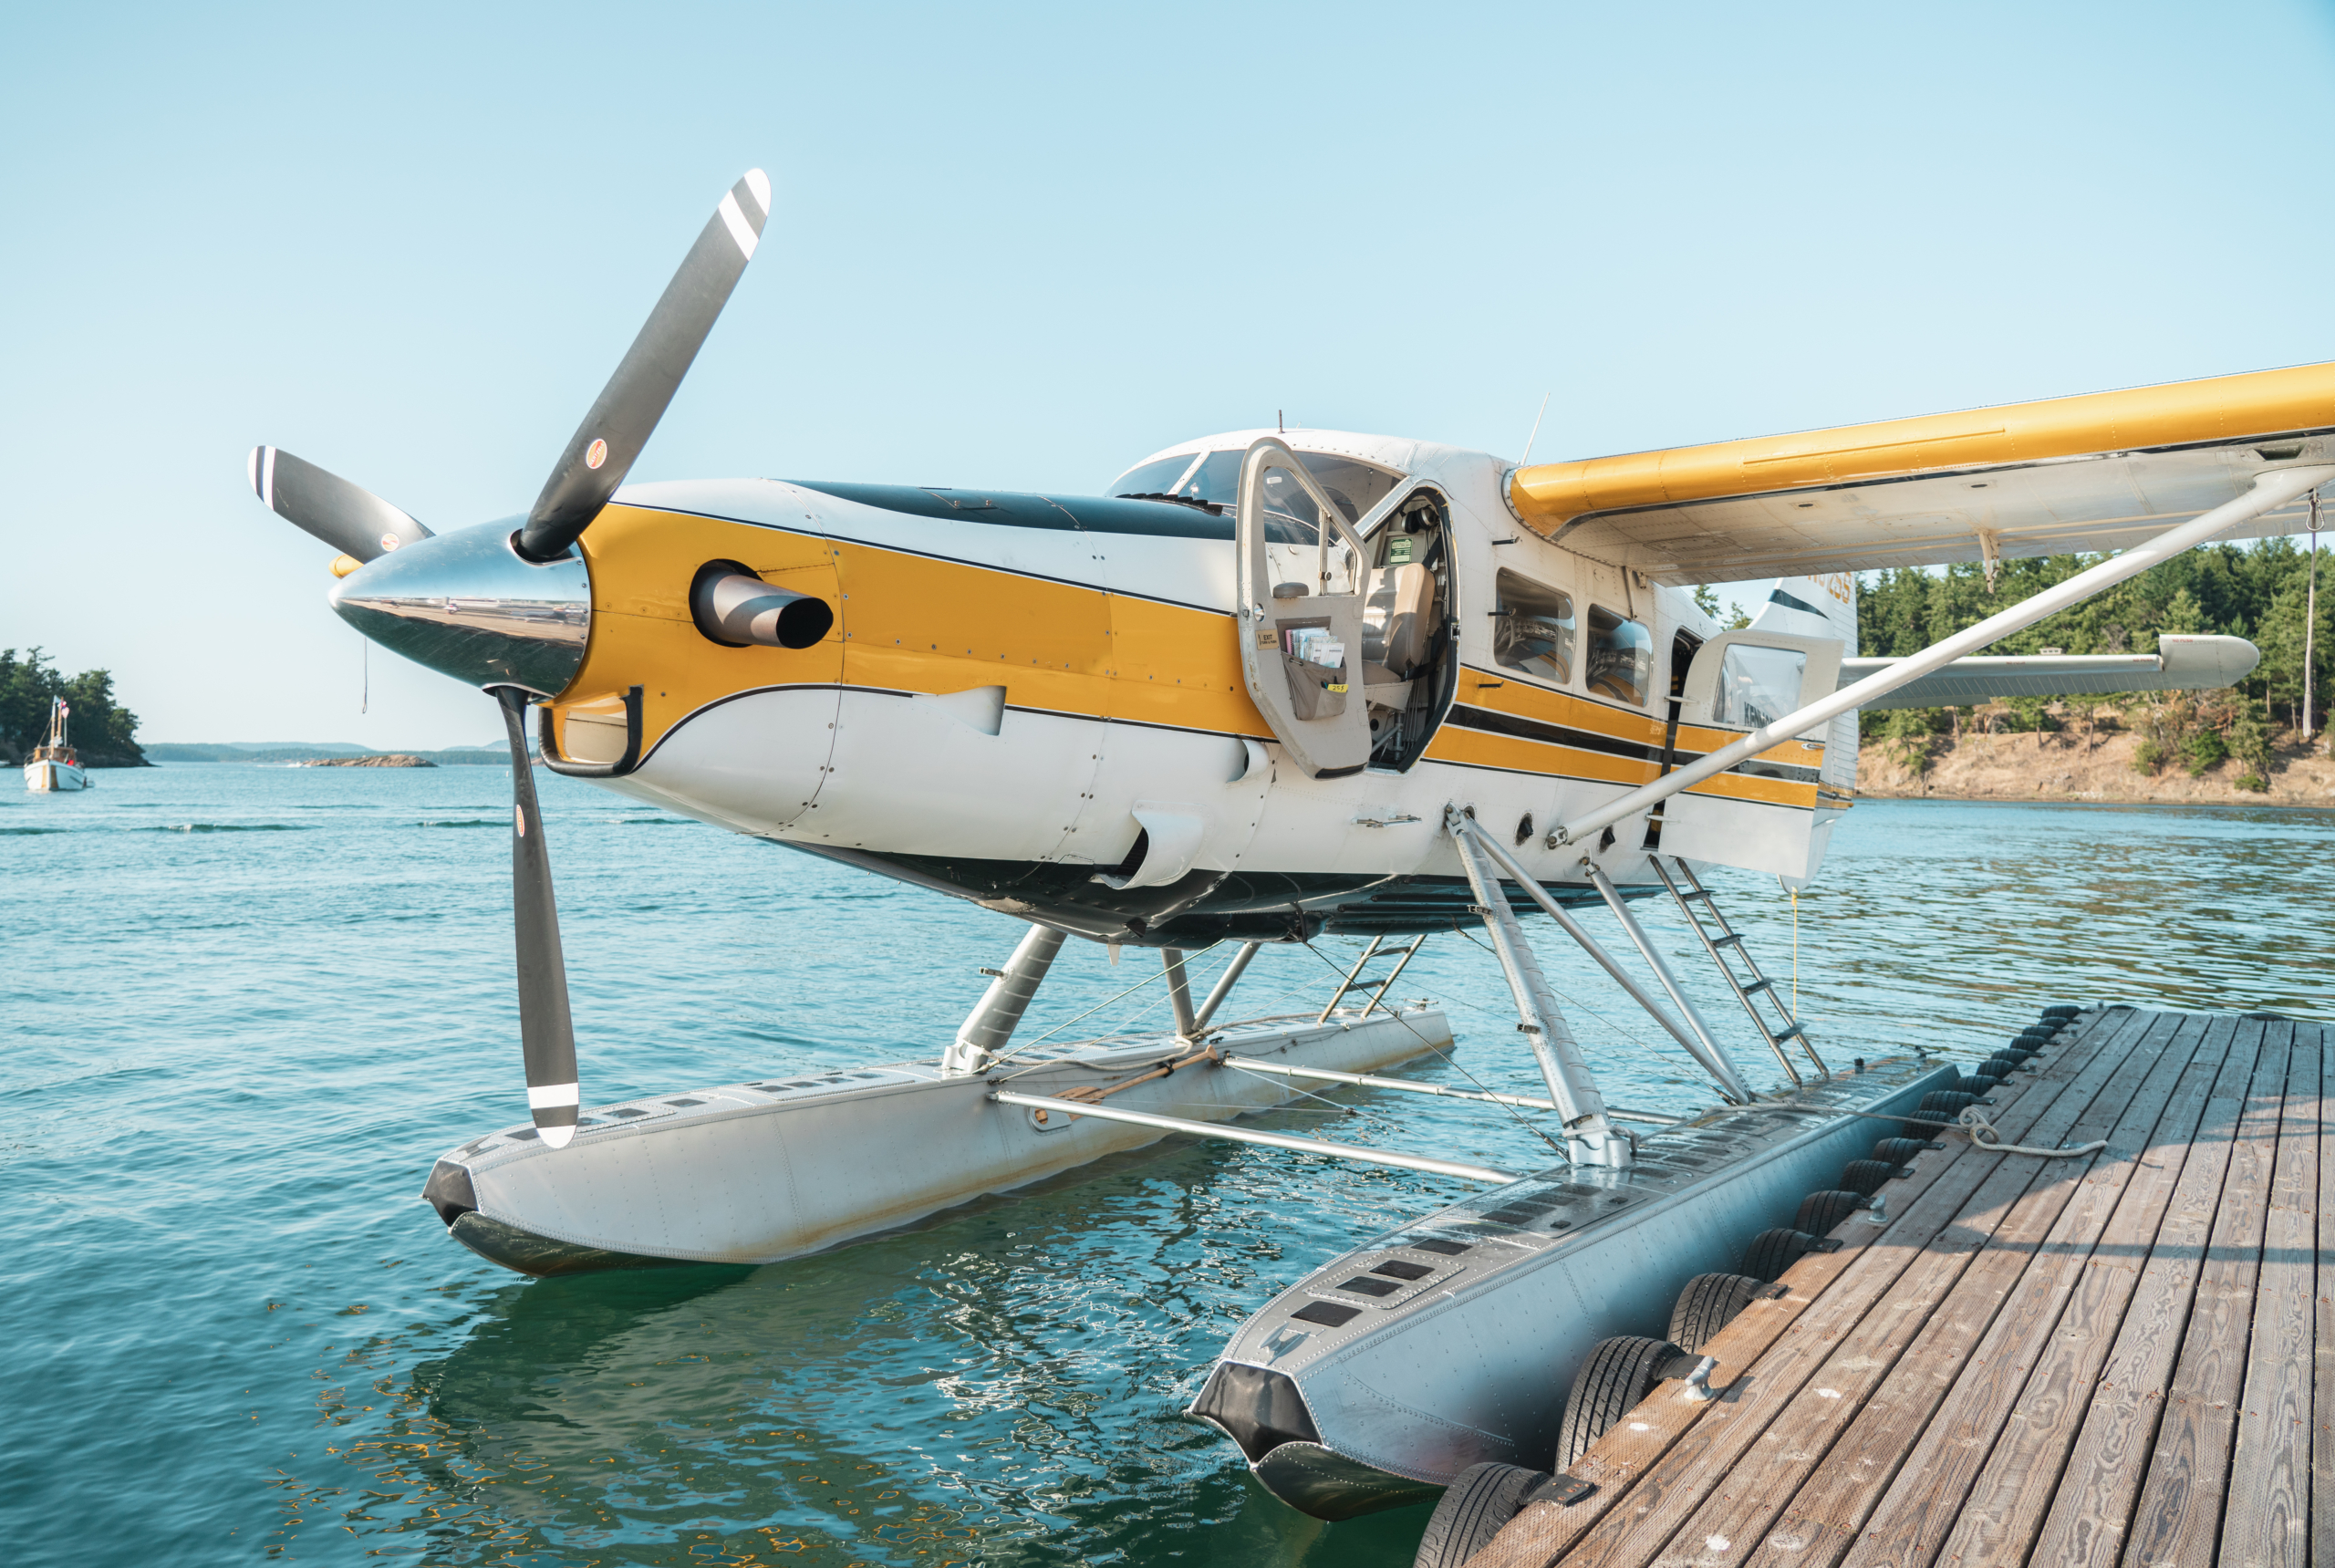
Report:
248,168,2319,1523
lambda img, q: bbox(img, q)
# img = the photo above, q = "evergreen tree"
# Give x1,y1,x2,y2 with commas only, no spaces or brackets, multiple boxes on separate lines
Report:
1855,536,2330,741
0,649,147,766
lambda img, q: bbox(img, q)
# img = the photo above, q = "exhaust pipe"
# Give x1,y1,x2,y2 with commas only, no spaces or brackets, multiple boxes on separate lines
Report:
691,561,834,649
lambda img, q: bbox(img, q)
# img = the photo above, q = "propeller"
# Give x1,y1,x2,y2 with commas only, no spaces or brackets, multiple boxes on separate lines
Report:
247,168,776,1148
247,445,432,563
515,168,772,562
494,686,580,1147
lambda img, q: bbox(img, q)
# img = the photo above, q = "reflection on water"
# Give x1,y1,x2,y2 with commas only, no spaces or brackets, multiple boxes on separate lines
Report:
277,1148,1452,1565
2,768,2328,1565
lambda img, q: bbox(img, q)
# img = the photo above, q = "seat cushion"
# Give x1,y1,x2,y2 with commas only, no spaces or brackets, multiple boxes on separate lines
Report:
1363,564,1437,676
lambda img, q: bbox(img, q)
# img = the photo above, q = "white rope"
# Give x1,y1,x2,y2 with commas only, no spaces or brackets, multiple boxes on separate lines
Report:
1956,1106,2107,1158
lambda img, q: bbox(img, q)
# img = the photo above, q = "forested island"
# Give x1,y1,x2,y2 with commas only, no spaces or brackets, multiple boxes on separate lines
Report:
0,648,147,767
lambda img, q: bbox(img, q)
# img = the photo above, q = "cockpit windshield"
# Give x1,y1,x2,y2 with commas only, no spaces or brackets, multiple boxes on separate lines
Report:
1107,449,1404,536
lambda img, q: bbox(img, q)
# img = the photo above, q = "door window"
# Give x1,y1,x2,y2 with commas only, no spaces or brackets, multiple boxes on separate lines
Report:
1585,607,1653,706
1712,643,1809,728
1492,570,1575,683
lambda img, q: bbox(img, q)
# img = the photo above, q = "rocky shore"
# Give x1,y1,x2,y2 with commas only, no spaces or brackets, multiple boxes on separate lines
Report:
300,754,436,768
1857,727,2335,806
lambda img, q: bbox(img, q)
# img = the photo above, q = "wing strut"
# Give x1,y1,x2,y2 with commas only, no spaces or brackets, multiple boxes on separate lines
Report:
1550,464,2334,850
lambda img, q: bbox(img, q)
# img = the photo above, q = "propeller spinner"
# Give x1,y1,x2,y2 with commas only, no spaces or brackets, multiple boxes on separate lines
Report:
248,167,773,1147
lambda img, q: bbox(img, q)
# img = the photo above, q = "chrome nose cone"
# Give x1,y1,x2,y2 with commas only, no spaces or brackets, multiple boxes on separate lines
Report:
328,522,592,696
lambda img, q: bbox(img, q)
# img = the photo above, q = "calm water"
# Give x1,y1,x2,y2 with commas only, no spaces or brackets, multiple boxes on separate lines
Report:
4,766,2329,1566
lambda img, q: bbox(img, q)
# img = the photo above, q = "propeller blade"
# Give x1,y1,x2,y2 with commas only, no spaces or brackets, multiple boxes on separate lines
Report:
494,686,580,1147
247,446,432,563
516,169,772,562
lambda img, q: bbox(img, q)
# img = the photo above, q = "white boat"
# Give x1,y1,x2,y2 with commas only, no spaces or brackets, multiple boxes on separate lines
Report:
23,698,88,792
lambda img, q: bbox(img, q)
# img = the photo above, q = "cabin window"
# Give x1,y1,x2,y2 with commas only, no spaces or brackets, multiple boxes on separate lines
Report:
1712,643,1807,728
1585,606,1653,706
1492,570,1575,683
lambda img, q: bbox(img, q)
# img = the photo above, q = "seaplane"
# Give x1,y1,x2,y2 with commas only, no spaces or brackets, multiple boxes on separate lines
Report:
246,168,2322,1528
23,697,89,792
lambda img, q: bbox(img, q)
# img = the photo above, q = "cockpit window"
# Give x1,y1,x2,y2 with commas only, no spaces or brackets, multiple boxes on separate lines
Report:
1106,454,1204,499
1108,449,1403,529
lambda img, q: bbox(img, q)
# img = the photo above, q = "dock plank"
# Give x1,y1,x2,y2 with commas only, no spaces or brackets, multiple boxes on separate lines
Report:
1464,1006,2151,1568
2094,1027,2291,1568
1926,1021,2258,1568
1670,1011,2195,1568
2313,1026,2331,1568
1462,1092,1984,1557
1535,1009,2162,1568
1780,1014,2230,1568
2220,1029,2320,1568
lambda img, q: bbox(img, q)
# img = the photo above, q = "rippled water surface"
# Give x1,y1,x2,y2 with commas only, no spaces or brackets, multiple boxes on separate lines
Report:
5,767,2328,1566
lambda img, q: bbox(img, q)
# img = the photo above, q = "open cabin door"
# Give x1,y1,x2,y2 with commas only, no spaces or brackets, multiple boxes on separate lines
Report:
1658,629,1843,881
1233,439,1376,778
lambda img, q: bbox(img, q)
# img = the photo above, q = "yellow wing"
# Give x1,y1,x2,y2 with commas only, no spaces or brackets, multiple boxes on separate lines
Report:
1508,361,2335,584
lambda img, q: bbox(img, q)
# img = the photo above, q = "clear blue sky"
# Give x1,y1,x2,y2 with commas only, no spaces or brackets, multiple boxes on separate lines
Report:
6,1,2333,749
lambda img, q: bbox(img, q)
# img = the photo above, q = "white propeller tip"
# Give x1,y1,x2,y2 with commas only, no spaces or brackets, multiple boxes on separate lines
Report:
743,168,771,216
538,1124,576,1150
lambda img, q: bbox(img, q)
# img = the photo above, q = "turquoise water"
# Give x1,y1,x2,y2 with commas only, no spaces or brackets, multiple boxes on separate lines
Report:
5,767,2329,1566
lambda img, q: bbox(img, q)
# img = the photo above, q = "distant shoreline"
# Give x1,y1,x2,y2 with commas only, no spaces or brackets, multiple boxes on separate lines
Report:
143,742,508,765
300,754,436,768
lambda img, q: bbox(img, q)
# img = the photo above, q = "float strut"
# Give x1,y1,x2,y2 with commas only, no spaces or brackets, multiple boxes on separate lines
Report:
1190,942,1261,1034
1446,806,1629,1168
1577,858,1753,1100
1461,821,1749,1104
990,1090,1517,1184
1163,949,1199,1038
944,924,1065,1074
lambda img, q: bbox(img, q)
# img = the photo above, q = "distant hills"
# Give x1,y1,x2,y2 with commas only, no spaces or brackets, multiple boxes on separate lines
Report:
145,742,512,765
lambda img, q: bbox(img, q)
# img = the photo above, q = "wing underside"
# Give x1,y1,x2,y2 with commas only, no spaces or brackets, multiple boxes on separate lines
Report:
1510,362,2335,584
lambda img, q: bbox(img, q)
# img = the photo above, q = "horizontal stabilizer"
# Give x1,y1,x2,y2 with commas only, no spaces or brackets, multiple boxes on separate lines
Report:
1841,633,2258,710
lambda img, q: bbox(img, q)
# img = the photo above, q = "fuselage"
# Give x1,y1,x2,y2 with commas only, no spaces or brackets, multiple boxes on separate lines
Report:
332,429,1849,946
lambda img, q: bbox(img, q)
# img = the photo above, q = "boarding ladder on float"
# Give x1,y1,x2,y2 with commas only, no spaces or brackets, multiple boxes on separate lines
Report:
1648,855,1828,1085
1315,936,1426,1023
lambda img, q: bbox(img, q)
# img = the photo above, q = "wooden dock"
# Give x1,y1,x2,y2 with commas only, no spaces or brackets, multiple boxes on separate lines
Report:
1460,1005,2329,1568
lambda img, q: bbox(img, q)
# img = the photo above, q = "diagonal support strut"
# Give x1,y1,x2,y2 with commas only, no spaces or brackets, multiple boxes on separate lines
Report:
1445,806,1630,1168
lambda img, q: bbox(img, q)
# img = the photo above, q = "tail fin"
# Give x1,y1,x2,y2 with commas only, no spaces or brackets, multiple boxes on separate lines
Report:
1751,572,1859,795
1749,573,1857,652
